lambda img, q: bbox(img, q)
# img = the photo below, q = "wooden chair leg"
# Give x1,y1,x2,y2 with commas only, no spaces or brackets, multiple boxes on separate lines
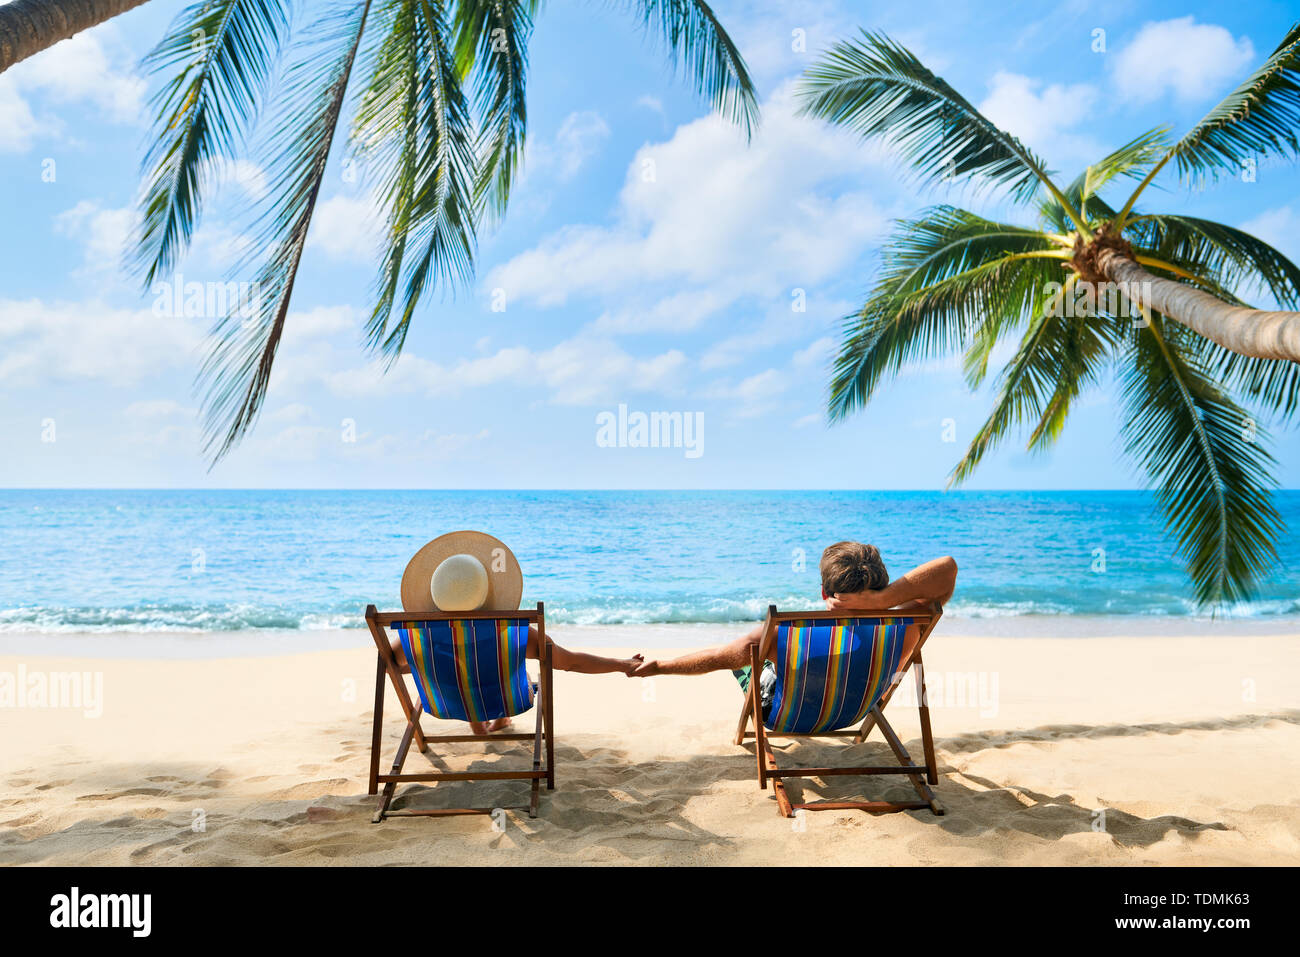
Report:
750,643,767,790
871,706,943,815
542,651,555,790
529,686,544,818
914,652,939,784
373,717,418,824
734,684,754,745
369,653,385,795
854,708,876,744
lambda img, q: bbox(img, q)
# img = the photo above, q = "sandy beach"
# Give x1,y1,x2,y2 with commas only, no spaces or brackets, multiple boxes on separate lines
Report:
2,625,1298,866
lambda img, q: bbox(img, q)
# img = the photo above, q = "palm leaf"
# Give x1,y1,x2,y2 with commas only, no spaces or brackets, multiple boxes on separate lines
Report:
198,0,374,462
1067,127,1169,206
454,0,535,219
361,0,478,359
950,277,1124,484
797,30,1069,212
1169,21,1300,184
829,211,1064,418
134,0,290,286
624,0,760,137
1119,319,1284,604
1126,214,1300,309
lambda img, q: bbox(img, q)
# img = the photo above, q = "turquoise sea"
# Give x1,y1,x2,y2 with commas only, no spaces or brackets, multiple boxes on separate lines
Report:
0,490,1296,637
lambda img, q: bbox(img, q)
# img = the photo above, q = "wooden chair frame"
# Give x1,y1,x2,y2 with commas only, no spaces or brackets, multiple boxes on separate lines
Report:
364,603,555,822
733,603,945,817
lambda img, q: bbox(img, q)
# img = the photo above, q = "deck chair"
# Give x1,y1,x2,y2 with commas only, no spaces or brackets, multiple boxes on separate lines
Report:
364,603,554,822
733,603,944,817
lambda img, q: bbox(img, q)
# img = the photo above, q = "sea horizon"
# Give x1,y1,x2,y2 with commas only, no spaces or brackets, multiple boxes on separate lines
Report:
3,489,1296,640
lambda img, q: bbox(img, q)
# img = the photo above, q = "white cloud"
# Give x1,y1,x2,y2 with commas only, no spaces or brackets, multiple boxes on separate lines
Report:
210,159,269,201
308,194,382,261
124,399,193,420
1113,17,1254,104
0,29,144,151
979,72,1099,158
792,412,822,429
0,298,202,388
635,95,665,116
421,428,491,454
322,334,687,407
700,302,847,370
705,368,788,419
0,82,40,152
1240,206,1296,254
262,402,314,425
591,289,735,335
549,110,610,181
792,335,835,370
487,83,889,311
519,110,612,192
54,201,132,274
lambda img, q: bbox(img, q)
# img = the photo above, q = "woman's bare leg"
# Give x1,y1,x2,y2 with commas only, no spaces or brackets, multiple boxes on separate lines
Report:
632,624,764,676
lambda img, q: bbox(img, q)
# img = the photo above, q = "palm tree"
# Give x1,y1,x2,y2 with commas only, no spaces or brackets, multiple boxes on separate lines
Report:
115,0,755,462
797,30,1300,606
0,0,151,72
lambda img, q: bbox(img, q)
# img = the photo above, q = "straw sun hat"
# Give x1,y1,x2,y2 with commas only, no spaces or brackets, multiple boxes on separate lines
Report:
399,530,524,613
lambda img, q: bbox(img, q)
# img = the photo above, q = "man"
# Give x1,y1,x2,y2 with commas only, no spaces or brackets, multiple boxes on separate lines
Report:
629,543,957,716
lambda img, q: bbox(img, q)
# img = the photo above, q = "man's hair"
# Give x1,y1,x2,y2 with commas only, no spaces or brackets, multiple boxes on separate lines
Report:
820,541,889,595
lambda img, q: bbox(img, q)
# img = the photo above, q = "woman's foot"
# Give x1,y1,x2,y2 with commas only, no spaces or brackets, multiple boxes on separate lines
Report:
468,717,513,734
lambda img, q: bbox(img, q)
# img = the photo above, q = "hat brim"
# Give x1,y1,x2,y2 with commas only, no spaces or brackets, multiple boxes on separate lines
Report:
400,531,524,613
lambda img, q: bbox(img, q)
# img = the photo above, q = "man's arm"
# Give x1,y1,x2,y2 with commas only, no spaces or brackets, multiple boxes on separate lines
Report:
825,556,958,612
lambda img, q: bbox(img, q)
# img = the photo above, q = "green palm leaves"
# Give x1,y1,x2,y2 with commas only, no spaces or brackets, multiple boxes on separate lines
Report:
801,29,1299,607
134,0,291,288
134,0,758,463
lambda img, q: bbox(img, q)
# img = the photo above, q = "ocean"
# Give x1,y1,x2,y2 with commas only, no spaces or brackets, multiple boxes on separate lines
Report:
0,490,1296,640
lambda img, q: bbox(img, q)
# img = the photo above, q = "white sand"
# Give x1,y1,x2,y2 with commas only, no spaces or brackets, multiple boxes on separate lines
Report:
2,626,1298,865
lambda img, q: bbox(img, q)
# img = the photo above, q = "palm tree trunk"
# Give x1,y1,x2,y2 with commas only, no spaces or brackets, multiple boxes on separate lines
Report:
1097,248,1300,362
0,0,150,73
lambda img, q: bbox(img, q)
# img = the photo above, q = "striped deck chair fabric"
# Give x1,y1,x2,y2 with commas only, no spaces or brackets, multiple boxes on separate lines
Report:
765,617,911,734
392,618,534,723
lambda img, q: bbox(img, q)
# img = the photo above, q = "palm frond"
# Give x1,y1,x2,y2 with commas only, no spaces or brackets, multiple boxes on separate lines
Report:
1120,319,1284,604
1126,213,1300,309
357,0,478,359
949,277,1123,484
1194,343,1300,420
1067,127,1170,205
198,0,374,463
454,0,535,220
1169,21,1300,184
796,31,1070,213
134,0,290,287
829,210,1063,418
1038,183,1119,234
624,0,760,137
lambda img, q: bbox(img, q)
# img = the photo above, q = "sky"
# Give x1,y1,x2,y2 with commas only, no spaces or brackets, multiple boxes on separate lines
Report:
1,0,1298,489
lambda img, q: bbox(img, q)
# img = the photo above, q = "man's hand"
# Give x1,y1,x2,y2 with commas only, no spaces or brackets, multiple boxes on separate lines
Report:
824,590,887,612
629,658,660,678
827,556,958,611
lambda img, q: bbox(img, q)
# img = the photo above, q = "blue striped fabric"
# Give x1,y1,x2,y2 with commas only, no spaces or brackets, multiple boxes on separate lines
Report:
765,617,911,734
391,618,534,722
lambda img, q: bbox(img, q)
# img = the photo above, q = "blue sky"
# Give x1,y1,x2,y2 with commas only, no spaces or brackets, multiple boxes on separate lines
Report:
1,0,1297,489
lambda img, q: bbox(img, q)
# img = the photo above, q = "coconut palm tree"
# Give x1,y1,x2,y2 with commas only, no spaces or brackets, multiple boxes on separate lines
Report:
797,29,1300,606
122,0,756,461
